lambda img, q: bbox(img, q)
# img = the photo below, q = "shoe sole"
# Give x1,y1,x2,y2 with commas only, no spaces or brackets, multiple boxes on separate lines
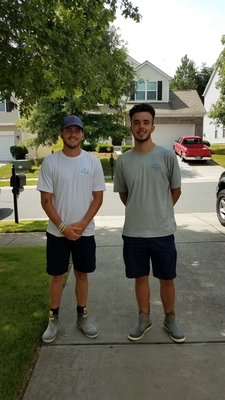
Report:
42,335,57,343
163,325,186,343
77,323,99,339
128,324,152,341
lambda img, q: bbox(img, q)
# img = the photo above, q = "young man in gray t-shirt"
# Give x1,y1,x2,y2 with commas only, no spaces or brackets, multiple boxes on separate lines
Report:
114,103,185,343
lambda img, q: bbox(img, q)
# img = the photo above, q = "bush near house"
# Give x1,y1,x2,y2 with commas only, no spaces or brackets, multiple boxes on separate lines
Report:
211,146,225,155
95,143,114,153
81,143,96,151
10,146,28,160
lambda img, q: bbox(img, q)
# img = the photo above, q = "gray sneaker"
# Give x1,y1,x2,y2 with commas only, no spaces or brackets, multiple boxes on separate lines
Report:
128,312,152,341
42,311,59,343
163,312,185,343
77,309,98,339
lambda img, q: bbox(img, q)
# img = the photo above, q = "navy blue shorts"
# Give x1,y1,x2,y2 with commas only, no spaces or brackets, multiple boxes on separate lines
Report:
122,235,177,280
46,232,96,276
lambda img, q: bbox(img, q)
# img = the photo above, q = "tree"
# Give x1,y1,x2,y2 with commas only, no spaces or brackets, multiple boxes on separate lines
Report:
170,55,213,102
0,0,140,115
170,55,197,90
20,96,129,146
209,36,225,125
195,63,213,101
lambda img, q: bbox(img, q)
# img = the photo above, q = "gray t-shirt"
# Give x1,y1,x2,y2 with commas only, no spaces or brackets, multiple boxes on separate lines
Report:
113,146,181,238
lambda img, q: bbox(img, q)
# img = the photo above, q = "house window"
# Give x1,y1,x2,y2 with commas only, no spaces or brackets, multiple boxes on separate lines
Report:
147,82,157,100
135,81,157,101
223,126,225,138
136,82,146,100
0,100,6,112
215,129,218,139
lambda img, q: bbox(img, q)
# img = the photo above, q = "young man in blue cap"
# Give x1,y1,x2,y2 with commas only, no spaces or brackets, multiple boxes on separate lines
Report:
114,104,185,343
37,114,105,342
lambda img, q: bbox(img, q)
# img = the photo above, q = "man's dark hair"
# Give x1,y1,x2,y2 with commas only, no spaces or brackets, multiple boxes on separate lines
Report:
129,103,155,122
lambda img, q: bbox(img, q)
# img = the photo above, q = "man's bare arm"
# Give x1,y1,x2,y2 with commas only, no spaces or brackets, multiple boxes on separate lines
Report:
119,192,128,206
171,187,181,205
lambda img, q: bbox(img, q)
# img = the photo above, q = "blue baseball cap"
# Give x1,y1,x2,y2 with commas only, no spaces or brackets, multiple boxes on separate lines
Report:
62,115,83,130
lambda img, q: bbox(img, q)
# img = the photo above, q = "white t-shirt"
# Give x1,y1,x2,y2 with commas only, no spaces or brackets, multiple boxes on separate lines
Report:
114,146,181,237
37,150,105,237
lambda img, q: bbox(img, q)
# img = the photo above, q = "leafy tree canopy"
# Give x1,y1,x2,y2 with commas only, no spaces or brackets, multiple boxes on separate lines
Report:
170,55,197,90
170,54,213,100
209,35,225,125
19,96,129,146
0,0,140,115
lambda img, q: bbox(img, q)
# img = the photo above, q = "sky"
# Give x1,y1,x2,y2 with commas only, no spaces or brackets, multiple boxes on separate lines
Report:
114,0,225,77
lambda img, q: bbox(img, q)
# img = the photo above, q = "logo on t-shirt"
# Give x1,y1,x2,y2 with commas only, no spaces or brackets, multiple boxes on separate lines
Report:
80,167,91,175
150,163,161,170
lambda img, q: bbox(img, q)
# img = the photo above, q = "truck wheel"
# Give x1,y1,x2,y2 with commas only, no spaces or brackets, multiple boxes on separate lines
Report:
216,189,225,226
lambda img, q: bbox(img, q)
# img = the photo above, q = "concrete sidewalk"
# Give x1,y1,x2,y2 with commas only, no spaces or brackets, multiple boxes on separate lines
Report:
2,213,225,399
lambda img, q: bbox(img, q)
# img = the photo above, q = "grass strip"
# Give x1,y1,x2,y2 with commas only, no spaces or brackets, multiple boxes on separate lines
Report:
0,247,49,400
0,220,48,233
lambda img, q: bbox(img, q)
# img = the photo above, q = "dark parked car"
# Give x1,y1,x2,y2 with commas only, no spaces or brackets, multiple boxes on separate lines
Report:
216,172,225,226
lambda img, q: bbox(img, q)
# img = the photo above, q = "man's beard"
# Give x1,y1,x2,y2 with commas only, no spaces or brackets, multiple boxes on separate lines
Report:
134,133,151,143
63,138,81,149
65,143,79,149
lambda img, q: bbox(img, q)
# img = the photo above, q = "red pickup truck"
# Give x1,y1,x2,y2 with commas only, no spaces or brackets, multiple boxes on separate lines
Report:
173,136,211,162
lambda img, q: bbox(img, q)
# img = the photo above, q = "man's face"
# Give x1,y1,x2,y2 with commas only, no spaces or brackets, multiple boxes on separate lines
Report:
130,111,155,143
61,125,84,149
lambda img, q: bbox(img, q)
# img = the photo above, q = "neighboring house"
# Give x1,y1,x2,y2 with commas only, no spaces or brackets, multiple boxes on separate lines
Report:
125,56,205,149
0,99,51,162
203,67,225,144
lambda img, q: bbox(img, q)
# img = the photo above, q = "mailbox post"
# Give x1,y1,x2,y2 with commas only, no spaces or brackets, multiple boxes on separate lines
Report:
109,152,114,180
10,165,26,223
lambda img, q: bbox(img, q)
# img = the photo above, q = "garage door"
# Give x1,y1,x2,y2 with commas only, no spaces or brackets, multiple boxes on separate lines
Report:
152,124,195,149
0,132,15,161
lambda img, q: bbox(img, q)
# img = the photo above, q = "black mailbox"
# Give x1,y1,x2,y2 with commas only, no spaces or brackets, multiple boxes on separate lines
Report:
10,173,26,188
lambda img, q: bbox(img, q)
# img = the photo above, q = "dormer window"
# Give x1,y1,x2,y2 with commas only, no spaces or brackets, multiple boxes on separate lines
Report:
136,81,157,100
130,80,163,102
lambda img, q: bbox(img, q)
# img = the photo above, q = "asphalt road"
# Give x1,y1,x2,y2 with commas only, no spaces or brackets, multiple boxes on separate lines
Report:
0,158,224,222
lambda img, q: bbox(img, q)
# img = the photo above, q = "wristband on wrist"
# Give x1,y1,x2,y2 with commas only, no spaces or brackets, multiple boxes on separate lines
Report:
57,222,66,233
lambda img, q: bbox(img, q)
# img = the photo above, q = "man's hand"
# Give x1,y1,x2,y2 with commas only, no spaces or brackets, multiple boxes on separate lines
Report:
63,224,83,241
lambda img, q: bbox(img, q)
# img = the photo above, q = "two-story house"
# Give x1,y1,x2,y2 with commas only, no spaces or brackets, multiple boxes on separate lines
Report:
0,99,21,161
125,56,205,149
203,67,225,144
0,99,51,162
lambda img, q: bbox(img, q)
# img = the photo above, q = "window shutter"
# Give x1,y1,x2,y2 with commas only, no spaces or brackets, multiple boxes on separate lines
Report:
130,81,136,101
6,99,11,112
157,81,162,100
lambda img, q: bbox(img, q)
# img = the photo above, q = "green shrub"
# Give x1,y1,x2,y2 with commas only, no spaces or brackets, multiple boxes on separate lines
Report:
10,146,28,160
203,140,211,147
121,145,133,153
95,143,113,153
211,148,225,155
81,143,95,151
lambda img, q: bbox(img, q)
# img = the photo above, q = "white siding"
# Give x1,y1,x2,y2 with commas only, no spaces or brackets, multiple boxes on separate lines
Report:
135,64,170,102
203,70,225,144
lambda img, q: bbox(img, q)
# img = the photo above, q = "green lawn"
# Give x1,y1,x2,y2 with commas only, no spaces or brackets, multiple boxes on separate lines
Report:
0,154,115,186
0,248,49,400
211,144,225,168
0,220,48,233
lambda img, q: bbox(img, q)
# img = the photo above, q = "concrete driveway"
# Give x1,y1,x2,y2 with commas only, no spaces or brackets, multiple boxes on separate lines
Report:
177,158,224,182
